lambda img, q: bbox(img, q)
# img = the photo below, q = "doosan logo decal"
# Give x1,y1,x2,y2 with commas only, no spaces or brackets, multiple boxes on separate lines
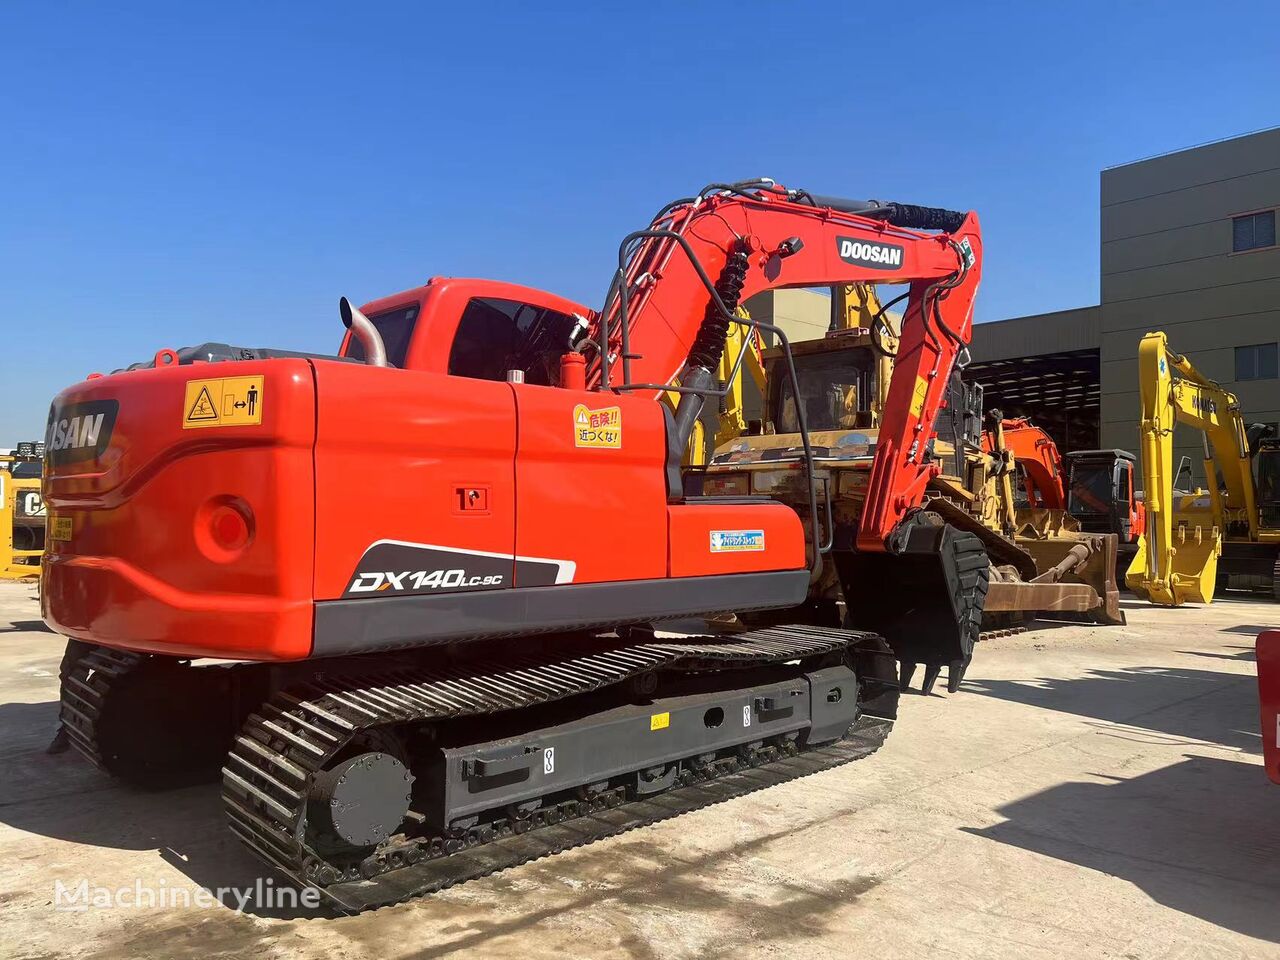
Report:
836,237,903,270
45,400,119,465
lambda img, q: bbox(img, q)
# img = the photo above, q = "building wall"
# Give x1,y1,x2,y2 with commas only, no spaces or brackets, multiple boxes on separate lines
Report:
1099,128,1280,481
743,288,833,346
734,289,833,424
967,307,1102,452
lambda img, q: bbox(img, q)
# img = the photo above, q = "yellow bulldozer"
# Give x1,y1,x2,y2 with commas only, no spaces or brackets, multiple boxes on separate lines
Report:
2,441,45,579
694,284,1123,631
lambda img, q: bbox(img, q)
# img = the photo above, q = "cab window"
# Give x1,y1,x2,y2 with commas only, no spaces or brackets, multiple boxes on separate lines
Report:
448,297,578,386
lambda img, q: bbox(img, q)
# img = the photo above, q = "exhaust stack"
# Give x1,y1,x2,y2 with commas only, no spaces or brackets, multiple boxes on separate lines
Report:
340,297,388,367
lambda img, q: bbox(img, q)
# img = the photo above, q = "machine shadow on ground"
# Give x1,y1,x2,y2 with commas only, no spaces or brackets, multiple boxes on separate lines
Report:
0,697,326,919
0,695,884,940
965,661,1261,754
966,754,1280,943
0,618,53,634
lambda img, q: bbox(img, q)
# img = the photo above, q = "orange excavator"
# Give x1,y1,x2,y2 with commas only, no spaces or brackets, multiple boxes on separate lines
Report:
44,180,984,910
984,416,1143,579
987,417,1067,510
1259,631,1280,784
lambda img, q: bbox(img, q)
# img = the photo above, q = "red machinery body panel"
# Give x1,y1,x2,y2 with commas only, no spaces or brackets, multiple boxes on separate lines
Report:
668,501,805,578
41,352,804,663
41,359,317,659
511,383,668,584
1259,630,1280,784
312,360,519,600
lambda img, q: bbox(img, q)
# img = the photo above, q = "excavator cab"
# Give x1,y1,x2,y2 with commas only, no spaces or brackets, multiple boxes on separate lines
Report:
1257,438,1280,530
338,279,590,384
1064,450,1143,547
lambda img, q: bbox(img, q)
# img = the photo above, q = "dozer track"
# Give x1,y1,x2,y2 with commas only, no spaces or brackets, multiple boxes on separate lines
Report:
218,625,896,913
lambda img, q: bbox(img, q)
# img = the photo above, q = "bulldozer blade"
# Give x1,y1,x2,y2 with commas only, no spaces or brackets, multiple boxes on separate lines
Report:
1008,529,1125,625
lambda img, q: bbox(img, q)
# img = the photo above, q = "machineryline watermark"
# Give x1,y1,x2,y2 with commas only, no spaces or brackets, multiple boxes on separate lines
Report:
53,876,322,913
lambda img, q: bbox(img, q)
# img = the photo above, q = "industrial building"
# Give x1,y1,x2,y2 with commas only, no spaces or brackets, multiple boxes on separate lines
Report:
970,126,1280,478
743,128,1279,478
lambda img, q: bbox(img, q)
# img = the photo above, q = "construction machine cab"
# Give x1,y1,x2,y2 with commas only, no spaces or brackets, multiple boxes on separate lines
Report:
1,444,45,578
338,278,591,383
1064,450,1142,545
1256,437,1280,529
768,333,880,433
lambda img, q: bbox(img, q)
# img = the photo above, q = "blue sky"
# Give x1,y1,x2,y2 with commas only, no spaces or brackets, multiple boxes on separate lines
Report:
2,2,1277,442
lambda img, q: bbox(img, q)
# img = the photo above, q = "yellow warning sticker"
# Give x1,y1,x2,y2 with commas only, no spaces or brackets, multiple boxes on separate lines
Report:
908,375,929,419
573,404,622,449
49,516,73,541
182,376,264,430
650,712,670,731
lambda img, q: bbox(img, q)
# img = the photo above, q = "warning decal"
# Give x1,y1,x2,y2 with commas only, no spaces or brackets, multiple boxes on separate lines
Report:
182,376,264,430
908,375,929,419
573,404,622,449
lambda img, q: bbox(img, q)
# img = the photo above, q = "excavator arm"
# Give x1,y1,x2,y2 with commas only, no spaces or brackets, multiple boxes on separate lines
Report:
589,182,982,556
1127,330,1255,605
983,416,1066,510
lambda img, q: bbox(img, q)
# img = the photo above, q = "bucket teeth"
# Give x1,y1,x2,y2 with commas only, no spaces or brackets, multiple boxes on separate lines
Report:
899,655,971,695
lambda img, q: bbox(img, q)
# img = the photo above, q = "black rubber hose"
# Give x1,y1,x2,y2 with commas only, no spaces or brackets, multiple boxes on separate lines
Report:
688,241,751,370
875,203,968,234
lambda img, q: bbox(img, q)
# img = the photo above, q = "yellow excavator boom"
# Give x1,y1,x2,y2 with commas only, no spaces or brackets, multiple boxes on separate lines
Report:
1125,331,1253,605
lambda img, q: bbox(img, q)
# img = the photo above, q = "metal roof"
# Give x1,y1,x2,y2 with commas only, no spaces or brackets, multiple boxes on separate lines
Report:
964,348,1100,412
969,306,1100,364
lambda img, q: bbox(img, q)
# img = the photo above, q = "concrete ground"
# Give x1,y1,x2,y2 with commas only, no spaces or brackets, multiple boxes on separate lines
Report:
1,579,1277,960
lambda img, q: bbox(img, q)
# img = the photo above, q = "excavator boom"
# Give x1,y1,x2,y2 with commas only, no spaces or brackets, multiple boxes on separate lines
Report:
592,183,982,554
1127,331,1263,605
983,417,1066,510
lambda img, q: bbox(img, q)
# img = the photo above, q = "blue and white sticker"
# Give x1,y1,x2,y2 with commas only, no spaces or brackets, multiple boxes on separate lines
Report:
709,529,766,553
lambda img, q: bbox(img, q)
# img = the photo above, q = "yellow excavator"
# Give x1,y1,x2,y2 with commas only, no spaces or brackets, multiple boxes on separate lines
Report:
1126,330,1280,606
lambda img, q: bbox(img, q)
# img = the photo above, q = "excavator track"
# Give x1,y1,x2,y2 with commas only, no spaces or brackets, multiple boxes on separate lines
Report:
59,646,147,771
221,625,894,913
60,645,244,785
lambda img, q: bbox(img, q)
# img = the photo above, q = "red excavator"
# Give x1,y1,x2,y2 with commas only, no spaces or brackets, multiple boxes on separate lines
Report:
986,417,1068,510
44,180,983,910
1260,631,1280,785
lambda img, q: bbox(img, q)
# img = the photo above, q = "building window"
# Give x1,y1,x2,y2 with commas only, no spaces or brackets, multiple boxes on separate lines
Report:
1235,342,1279,381
1233,210,1276,252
